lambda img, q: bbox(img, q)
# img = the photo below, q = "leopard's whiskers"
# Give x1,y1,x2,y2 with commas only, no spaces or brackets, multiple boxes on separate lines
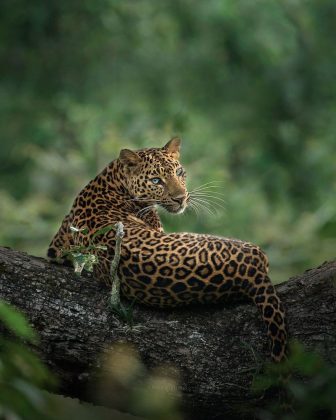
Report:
137,205,156,217
189,181,225,194
190,192,227,204
188,197,216,216
191,198,218,215
187,200,201,217
189,187,226,198
189,192,226,213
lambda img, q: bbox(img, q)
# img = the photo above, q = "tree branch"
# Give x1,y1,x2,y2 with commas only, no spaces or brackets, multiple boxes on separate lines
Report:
0,246,335,419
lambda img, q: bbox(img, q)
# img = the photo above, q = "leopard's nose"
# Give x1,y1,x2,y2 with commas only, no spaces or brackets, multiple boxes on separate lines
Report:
172,194,185,205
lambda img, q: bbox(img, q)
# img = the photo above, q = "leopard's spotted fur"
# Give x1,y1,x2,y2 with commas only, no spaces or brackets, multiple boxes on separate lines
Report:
48,138,287,361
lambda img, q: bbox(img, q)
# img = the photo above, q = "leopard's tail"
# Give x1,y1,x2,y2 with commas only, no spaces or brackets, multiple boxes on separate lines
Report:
244,274,287,362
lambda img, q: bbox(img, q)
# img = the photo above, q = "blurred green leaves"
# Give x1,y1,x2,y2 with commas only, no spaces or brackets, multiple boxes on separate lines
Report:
0,301,37,342
0,300,55,419
97,343,182,420
0,0,335,282
252,342,336,419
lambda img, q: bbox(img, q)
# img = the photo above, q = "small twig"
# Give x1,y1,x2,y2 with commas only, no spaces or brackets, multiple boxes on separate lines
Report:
110,222,124,308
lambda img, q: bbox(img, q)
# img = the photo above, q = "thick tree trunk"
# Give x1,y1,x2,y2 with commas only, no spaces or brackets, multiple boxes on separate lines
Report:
0,246,335,419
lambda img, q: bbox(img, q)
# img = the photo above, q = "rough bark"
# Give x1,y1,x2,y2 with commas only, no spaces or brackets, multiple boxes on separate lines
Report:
0,246,335,419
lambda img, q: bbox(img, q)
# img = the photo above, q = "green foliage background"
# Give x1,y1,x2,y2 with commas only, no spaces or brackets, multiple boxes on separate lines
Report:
1,0,336,283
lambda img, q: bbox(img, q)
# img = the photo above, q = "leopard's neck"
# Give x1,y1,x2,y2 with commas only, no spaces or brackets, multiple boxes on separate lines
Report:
84,159,162,231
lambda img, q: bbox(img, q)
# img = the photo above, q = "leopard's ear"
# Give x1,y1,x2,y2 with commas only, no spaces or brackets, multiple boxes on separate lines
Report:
119,149,141,169
163,137,181,160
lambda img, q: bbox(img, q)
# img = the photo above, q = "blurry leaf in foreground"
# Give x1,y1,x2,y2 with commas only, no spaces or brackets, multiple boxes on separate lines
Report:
0,300,56,419
252,341,336,419
96,343,182,420
0,300,37,342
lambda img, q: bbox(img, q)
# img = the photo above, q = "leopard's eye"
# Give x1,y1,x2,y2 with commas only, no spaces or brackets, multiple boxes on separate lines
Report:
176,167,184,177
151,177,162,185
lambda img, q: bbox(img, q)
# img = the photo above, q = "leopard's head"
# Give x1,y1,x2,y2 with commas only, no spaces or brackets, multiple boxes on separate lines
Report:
119,138,188,214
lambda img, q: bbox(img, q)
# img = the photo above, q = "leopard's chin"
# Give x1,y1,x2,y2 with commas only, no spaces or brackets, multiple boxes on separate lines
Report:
162,203,187,214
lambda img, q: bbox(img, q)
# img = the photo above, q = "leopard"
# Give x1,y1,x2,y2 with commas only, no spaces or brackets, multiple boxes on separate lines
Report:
47,138,287,362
